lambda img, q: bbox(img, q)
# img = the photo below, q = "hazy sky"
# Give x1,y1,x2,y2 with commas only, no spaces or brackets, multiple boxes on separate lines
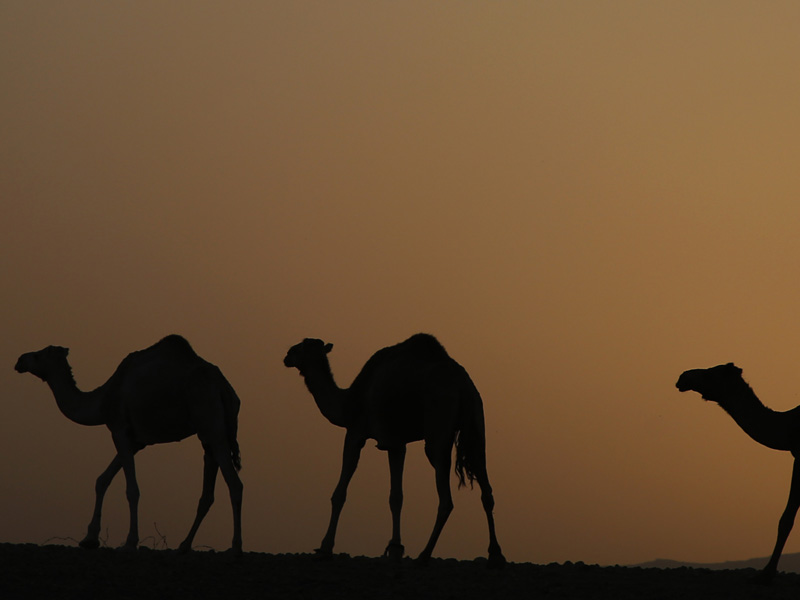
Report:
4,1,800,566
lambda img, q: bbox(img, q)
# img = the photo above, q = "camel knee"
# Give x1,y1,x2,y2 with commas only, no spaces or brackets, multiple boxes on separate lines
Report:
331,487,347,509
228,477,243,499
198,492,215,514
95,472,115,495
779,513,796,537
438,498,454,518
125,485,140,504
481,491,495,513
389,489,403,513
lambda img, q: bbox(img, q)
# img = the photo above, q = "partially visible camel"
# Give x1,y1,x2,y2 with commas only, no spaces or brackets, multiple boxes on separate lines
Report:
283,333,505,567
676,362,800,583
15,335,243,554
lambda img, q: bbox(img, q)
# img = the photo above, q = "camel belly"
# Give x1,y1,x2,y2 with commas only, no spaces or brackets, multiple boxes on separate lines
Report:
365,401,426,450
121,396,197,446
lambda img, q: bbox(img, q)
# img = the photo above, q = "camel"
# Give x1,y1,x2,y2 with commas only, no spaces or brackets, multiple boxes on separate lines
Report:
283,333,505,567
676,362,800,583
15,334,243,555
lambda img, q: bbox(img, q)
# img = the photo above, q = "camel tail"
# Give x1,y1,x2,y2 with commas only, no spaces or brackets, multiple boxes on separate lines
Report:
454,370,487,490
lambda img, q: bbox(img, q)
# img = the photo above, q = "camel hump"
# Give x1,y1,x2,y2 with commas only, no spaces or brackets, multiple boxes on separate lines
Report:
361,334,449,374
106,335,201,387
127,334,198,363
397,333,449,359
155,334,198,356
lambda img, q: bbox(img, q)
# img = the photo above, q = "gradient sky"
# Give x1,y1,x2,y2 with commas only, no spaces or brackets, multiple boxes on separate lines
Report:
4,1,800,566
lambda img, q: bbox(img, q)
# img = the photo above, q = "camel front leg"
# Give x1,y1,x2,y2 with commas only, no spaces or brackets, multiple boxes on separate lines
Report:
111,434,141,551
416,446,453,565
80,455,123,549
318,432,365,556
384,446,406,561
178,447,219,554
760,457,800,583
119,452,140,550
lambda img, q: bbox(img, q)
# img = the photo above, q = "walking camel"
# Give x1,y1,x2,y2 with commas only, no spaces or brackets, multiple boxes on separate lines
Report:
15,335,243,554
676,362,800,583
283,333,505,567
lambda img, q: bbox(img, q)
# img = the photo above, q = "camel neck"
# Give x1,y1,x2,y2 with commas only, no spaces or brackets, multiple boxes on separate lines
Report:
717,381,794,451
46,366,107,427
301,360,349,428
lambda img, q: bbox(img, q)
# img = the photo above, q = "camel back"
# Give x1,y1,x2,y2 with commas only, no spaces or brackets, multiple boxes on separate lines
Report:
108,335,242,470
349,334,486,487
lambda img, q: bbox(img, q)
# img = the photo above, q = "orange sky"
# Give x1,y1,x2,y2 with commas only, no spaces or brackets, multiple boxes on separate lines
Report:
3,1,800,566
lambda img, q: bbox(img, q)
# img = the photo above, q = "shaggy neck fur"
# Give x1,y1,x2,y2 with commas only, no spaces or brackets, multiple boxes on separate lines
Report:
299,357,350,428
45,360,107,427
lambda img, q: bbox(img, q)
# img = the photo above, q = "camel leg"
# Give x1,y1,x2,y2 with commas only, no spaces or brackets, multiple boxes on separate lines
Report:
759,457,800,583
384,446,406,561
209,440,243,556
80,455,123,549
178,446,219,554
471,461,506,569
416,445,454,565
318,432,365,556
117,450,141,551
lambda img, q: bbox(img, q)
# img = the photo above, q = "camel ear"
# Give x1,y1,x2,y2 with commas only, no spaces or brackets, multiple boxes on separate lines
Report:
725,363,742,375
324,343,333,354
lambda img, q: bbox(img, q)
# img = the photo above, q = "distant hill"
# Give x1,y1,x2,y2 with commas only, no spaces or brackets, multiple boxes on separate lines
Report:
634,553,800,573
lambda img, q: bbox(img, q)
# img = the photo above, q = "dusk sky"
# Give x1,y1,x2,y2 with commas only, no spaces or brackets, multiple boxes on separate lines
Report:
4,1,800,566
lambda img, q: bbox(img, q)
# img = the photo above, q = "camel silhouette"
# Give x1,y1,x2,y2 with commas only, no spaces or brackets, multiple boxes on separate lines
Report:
15,335,243,555
677,362,800,583
283,333,505,567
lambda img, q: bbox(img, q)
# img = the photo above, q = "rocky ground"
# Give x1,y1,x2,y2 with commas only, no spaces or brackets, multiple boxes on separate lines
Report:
2,543,800,600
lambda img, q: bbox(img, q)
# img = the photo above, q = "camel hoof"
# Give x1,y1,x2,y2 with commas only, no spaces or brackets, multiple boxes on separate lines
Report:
383,542,404,561
414,553,431,567
79,538,100,550
314,547,333,560
176,542,192,555
487,553,507,570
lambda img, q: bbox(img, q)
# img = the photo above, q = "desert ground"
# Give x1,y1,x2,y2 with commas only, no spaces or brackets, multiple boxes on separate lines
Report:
2,543,800,600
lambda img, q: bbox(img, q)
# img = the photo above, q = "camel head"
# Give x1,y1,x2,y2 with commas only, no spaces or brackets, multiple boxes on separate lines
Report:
676,363,743,402
284,338,333,376
15,345,70,382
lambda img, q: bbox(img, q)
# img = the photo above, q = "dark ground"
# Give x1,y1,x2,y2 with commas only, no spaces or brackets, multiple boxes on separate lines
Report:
3,543,800,600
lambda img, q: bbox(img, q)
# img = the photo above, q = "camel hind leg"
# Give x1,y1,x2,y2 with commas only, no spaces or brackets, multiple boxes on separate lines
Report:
471,459,506,569
208,438,243,556
416,443,454,565
178,445,219,553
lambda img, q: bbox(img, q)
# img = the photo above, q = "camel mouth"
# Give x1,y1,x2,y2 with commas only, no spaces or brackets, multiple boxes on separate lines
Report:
14,359,28,374
675,372,697,393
